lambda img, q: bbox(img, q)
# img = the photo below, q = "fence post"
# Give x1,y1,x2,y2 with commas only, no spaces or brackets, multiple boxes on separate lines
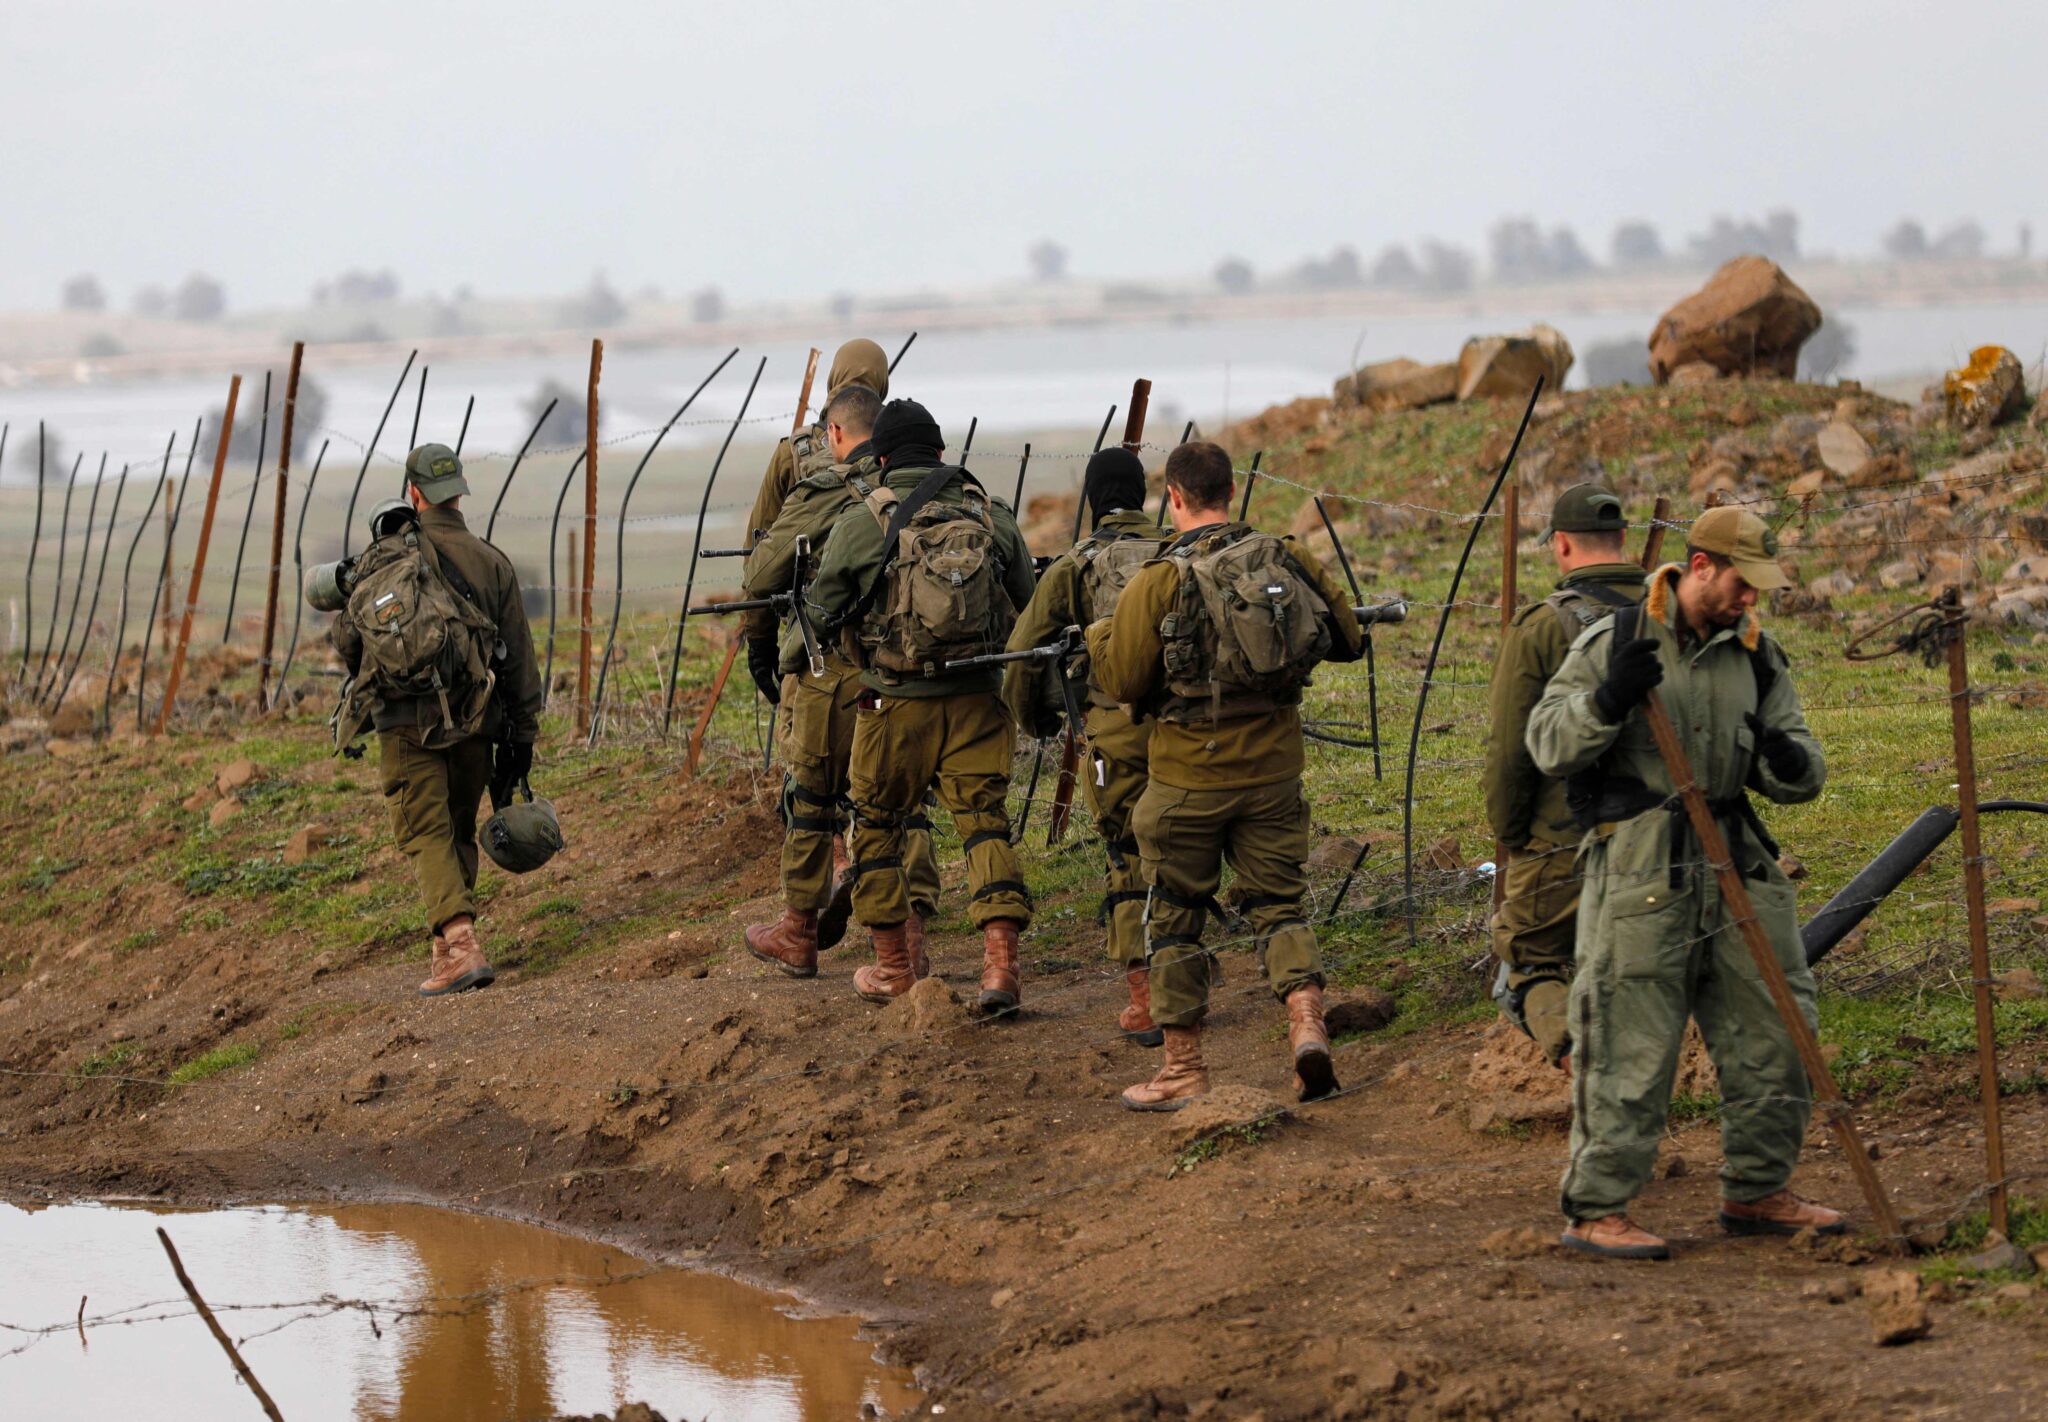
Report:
154,375,240,735
577,339,602,737
257,343,304,709
1639,494,1671,570
221,368,272,642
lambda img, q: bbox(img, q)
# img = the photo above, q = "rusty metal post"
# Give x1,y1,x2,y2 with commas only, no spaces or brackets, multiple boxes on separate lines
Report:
1941,589,2009,1237
257,342,303,709
1492,479,1520,913
1640,688,1905,1249
155,375,240,735
577,340,601,736
220,368,271,642
1640,494,1671,571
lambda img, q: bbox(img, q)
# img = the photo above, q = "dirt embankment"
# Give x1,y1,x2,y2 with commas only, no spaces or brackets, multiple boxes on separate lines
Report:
4,725,2048,1420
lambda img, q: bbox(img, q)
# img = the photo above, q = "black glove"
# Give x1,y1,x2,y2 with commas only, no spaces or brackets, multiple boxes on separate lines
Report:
746,637,782,706
1744,711,1809,781
1592,636,1664,723
490,740,533,811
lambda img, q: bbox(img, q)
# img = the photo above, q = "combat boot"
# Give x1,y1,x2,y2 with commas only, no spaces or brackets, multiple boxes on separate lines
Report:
817,837,855,950
853,925,915,1004
419,917,495,997
745,909,819,978
1285,983,1339,1102
417,932,449,995
1120,1026,1209,1111
1119,968,1164,1048
977,919,1022,1017
905,911,931,980
1719,1190,1847,1237
1562,1214,1670,1260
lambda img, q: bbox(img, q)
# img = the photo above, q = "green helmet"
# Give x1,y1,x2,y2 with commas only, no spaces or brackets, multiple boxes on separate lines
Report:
481,797,565,874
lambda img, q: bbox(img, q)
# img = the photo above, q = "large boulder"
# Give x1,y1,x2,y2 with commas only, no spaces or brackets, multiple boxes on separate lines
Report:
1456,324,1574,401
1942,345,2027,430
1648,256,1822,383
1334,357,1458,413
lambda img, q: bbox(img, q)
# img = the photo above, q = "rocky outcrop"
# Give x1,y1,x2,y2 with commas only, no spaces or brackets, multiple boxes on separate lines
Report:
1648,255,1821,382
1334,357,1458,413
1456,325,1575,401
1942,345,2027,430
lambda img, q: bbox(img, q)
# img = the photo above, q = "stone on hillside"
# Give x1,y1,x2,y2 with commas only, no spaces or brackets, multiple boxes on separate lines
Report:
2003,554,2048,585
1164,1084,1291,1152
1878,559,1924,590
1690,457,1741,500
1786,470,1827,498
876,975,970,1038
1668,361,1723,386
1809,569,1857,600
1334,357,1458,413
215,758,264,794
284,824,341,865
1456,325,1575,402
1817,420,1873,479
1306,835,1365,872
1649,256,1822,383
1942,346,2027,430
1989,590,2048,630
1466,1018,1568,1129
208,797,243,829
1865,1269,1931,1346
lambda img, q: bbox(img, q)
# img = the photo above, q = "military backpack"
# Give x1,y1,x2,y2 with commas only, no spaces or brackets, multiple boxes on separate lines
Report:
335,527,500,750
1075,527,1169,708
856,466,1017,679
1156,523,1332,725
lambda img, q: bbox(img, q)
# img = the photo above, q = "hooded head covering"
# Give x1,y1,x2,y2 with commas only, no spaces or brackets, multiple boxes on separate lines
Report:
826,338,890,401
1083,446,1146,521
870,399,944,467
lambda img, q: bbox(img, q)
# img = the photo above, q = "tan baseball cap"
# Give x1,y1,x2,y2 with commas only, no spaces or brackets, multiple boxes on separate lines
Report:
1688,506,1791,591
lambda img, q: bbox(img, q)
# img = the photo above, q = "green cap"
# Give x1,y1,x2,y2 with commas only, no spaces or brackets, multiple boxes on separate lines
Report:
1543,482,1626,537
404,443,468,504
1688,506,1792,591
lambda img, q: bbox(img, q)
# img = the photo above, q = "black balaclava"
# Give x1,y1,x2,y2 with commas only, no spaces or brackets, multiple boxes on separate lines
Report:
870,398,944,469
1084,446,1146,522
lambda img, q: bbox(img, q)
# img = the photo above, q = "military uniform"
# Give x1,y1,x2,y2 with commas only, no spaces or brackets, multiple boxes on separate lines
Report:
1087,522,1363,1087
1484,561,1647,1060
1526,561,1825,1224
741,443,940,921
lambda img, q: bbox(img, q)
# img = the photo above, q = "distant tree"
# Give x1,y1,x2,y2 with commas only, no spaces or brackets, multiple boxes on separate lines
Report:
1611,221,1664,266
1931,220,1987,260
428,302,467,337
60,275,106,312
523,379,587,446
1370,244,1421,288
1547,226,1595,277
132,285,168,318
1291,246,1362,290
1798,317,1858,381
15,431,63,480
78,332,123,359
1028,239,1068,281
691,287,726,323
328,268,401,304
201,372,330,462
1581,338,1651,387
1882,219,1929,261
1419,240,1475,293
1489,217,1547,281
1213,256,1254,294
1688,212,1799,265
172,273,227,322
564,274,626,328
453,284,476,304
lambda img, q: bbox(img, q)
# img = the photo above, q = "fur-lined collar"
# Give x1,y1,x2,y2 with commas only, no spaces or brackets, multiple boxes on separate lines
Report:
1644,562,1761,650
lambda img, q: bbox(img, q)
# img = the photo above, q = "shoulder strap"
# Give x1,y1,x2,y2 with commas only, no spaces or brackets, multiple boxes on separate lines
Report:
416,530,488,618
847,464,965,624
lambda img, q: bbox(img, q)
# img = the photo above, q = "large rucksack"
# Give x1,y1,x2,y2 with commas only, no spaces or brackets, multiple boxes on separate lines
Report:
856,467,1017,678
335,527,500,750
1156,524,1332,725
1076,527,1169,708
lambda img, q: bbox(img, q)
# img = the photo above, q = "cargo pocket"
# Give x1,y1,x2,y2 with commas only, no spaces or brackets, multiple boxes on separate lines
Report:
1603,876,1694,982
1730,870,1803,979
778,676,838,777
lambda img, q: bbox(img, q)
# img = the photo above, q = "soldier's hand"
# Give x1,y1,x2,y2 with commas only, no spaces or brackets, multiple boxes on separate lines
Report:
491,739,534,811
746,637,782,705
1743,711,1809,781
1593,636,1664,723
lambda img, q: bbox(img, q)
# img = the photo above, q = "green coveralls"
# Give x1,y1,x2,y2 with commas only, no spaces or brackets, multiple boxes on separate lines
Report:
1525,568,1825,1219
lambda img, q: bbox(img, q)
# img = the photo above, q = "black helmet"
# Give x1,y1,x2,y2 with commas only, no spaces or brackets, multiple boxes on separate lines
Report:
481,797,564,874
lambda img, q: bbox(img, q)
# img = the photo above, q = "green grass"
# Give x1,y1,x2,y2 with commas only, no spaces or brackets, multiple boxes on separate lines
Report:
167,1041,260,1085
76,1041,141,1077
1172,1121,1272,1175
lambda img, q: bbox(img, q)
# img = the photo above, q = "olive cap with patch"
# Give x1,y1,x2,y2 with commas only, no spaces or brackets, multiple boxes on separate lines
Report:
1688,505,1792,591
404,443,469,504
1543,482,1626,537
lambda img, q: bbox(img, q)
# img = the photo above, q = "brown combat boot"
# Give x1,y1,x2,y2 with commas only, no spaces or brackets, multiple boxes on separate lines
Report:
417,932,449,995
1285,983,1339,1102
977,919,1022,1017
744,908,819,978
1118,968,1164,1048
853,925,915,1004
419,917,495,997
817,838,855,951
905,911,931,980
1120,1026,1210,1111
1562,1214,1670,1260
1719,1190,1847,1237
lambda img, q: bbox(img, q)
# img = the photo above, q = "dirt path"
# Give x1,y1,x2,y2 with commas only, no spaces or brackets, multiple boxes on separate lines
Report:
4,746,2047,1420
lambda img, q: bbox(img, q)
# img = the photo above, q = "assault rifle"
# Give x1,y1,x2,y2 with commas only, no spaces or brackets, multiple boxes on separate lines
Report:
687,534,827,677
944,622,1088,731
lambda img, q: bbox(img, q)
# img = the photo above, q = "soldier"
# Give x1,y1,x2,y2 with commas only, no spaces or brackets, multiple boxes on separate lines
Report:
1003,446,1169,1046
740,383,943,978
1087,441,1363,1110
331,445,545,998
806,400,1038,1013
1483,483,1647,1066
1526,506,1842,1259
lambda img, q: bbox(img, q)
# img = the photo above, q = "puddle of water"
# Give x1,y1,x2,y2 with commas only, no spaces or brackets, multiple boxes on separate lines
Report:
1,1200,920,1421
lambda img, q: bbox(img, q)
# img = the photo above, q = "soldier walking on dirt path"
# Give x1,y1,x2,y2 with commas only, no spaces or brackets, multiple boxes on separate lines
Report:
1527,506,1845,1260
1483,483,1647,1066
330,444,545,998
805,400,1038,1014
1086,441,1363,1111
1003,447,1169,1047
741,384,943,979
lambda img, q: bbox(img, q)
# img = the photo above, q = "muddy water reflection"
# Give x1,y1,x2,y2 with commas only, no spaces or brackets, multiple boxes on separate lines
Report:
2,1201,919,1421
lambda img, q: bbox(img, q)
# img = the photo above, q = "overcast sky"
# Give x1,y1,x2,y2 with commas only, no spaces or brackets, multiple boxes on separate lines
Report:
5,0,2042,313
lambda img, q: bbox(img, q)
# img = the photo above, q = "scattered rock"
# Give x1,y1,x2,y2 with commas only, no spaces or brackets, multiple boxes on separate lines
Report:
1306,835,1365,872
1943,346,2027,430
284,824,341,865
1422,834,1463,873
1456,325,1575,402
1864,1269,1932,1346
1164,1084,1290,1153
1878,559,1924,590
1817,421,1873,479
208,797,243,829
1668,361,1724,387
1466,1018,1569,1129
1325,988,1397,1036
1963,1231,2035,1275
989,1287,1016,1309
1991,1282,2036,1303
1785,469,1827,499
1479,1226,1552,1260
344,1069,388,1105
1649,256,1821,383
875,975,971,1037
1809,568,1857,600
1334,357,1459,413
215,758,265,794
1994,968,2045,1001
1689,456,1741,499
1801,1276,1858,1304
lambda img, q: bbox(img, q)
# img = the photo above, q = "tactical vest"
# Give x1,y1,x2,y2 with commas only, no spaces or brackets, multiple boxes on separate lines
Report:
788,424,837,484
855,467,1017,680
1075,525,1170,708
1155,523,1332,726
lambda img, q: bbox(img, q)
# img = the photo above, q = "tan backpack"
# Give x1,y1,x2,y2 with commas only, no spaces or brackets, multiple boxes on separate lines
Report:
1156,524,1332,725
857,468,1017,679
334,528,499,750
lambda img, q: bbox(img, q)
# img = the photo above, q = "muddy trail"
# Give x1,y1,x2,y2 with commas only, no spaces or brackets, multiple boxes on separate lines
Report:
4,725,2048,1421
